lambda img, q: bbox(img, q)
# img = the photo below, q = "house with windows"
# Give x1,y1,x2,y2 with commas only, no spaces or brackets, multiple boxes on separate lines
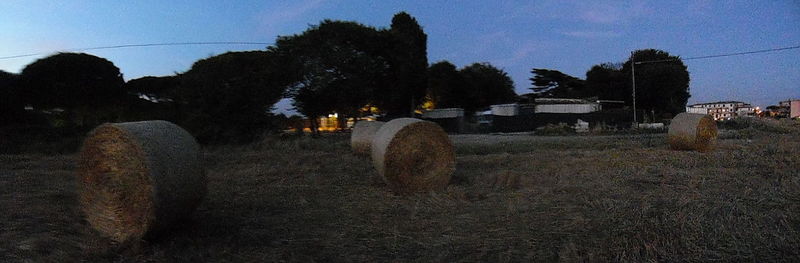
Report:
685,101,756,120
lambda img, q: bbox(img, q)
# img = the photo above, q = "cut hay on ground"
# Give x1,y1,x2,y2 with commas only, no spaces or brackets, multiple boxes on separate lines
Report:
668,113,718,152
371,118,455,193
350,121,385,155
76,120,205,242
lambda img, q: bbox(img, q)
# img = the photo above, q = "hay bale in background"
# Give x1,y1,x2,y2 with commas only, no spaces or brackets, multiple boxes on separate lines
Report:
371,118,455,193
350,121,385,155
668,113,718,152
76,120,206,242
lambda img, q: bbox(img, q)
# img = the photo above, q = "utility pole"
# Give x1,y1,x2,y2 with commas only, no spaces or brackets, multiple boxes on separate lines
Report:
631,51,637,126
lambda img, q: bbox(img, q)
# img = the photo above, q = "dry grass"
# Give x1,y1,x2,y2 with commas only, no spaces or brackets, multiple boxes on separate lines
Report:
1,120,799,262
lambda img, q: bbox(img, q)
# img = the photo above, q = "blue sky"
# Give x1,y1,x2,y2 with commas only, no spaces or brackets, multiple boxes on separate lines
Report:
1,0,798,114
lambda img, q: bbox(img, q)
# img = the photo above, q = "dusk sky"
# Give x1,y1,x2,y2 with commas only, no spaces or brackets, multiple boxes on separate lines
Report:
1,0,798,114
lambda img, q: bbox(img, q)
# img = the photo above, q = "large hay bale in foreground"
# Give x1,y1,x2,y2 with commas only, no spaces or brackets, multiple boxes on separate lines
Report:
371,118,455,193
350,121,385,155
76,120,206,242
668,113,718,152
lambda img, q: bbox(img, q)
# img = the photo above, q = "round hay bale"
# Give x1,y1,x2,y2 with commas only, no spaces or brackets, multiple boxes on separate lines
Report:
350,121,386,155
76,120,206,242
371,118,455,193
668,113,718,152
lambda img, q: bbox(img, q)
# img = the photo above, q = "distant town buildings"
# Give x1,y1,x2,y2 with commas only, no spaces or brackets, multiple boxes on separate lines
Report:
781,99,800,119
685,101,756,120
764,99,800,119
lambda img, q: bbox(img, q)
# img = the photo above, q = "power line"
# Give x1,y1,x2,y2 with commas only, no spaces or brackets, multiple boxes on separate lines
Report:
0,41,273,60
635,44,800,64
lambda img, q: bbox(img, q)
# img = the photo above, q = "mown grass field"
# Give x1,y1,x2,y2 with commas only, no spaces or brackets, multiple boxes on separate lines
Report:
1,119,799,262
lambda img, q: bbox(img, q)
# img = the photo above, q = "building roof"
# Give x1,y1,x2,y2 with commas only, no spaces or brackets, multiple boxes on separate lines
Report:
688,101,746,107
534,98,595,104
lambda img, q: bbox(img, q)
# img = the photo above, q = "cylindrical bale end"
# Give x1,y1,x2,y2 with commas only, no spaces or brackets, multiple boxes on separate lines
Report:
350,121,386,155
371,118,455,194
76,120,205,242
668,113,718,152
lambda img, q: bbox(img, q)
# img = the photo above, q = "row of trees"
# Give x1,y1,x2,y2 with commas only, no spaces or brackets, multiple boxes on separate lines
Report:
530,49,690,117
0,12,517,143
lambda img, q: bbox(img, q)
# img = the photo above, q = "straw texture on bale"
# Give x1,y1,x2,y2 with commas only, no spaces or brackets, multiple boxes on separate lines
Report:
668,113,718,152
350,121,385,155
76,120,206,242
371,118,455,193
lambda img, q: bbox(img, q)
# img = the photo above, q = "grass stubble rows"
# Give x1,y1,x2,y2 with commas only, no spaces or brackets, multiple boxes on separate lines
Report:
1,122,798,262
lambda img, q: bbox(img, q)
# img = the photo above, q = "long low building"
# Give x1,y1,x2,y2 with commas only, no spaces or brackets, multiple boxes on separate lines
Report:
686,101,756,120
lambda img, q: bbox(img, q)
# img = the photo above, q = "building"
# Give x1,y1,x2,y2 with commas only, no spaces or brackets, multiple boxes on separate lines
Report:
779,99,800,119
533,98,601,114
686,101,756,120
421,108,465,133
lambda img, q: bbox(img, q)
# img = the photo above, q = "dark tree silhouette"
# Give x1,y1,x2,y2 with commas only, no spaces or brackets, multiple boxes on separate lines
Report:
426,60,465,109
20,52,125,127
125,75,180,103
274,19,390,132
178,50,298,142
0,70,25,124
585,63,627,102
530,68,588,98
459,63,517,112
123,75,182,122
622,49,690,116
383,11,428,116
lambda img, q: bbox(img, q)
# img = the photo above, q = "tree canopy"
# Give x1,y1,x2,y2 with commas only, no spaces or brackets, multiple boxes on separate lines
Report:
20,52,125,127
178,50,298,142
585,63,627,102
383,11,428,116
0,70,24,124
623,49,690,116
274,12,430,125
459,63,517,112
530,68,588,98
21,53,125,110
125,75,180,103
426,60,464,109
274,19,389,128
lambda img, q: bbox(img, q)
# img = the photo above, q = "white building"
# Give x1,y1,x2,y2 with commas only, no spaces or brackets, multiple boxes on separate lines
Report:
779,99,800,119
421,108,464,119
686,101,755,120
490,104,519,116
534,98,601,114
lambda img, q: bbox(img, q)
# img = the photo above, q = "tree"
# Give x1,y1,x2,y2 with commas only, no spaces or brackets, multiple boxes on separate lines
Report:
459,63,517,112
0,70,25,124
178,50,298,143
585,63,627,102
426,60,465,109
274,19,391,132
622,49,690,116
20,52,125,127
382,11,428,116
123,75,181,121
125,75,180,103
530,68,588,98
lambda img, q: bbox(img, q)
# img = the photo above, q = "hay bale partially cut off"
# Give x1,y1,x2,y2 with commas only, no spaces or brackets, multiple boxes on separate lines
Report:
350,121,385,155
668,113,718,152
76,120,205,242
371,118,455,193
